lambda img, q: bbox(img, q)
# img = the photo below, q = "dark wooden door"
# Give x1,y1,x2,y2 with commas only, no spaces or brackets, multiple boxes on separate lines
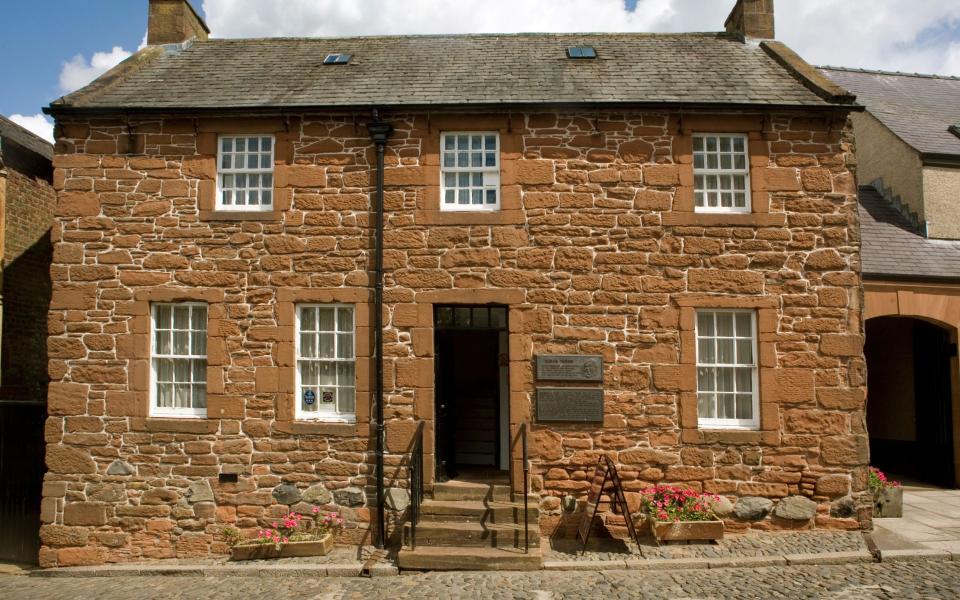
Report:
0,400,46,563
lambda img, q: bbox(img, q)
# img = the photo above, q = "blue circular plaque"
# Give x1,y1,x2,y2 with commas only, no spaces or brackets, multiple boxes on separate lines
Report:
303,390,316,405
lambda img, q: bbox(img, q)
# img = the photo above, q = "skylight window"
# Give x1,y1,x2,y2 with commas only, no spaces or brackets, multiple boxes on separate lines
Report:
323,53,352,65
567,46,597,59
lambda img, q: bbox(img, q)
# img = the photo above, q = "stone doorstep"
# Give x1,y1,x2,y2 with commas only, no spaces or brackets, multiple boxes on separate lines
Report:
878,549,955,563
544,551,876,571
29,562,401,578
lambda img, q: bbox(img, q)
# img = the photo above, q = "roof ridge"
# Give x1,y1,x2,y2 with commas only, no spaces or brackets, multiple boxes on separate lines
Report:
819,65,960,81
198,31,732,42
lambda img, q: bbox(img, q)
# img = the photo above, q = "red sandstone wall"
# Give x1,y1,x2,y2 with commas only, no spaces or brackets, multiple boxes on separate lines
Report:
40,110,866,566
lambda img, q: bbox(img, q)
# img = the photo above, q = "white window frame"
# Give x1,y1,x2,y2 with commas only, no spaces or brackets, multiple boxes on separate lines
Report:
693,133,751,214
216,134,275,212
295,304,357,423
440,132,500,212
695,309,759,430
150,302,208,419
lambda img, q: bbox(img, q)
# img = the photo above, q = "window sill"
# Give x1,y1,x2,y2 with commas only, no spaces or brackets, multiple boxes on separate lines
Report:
414,209,524,225
273,419,367,437
199,210,283,222
681,428,769,446
662,212,786,227
131,417,220,434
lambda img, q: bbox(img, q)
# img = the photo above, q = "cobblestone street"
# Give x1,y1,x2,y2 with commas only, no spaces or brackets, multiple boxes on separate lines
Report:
2,560,960,599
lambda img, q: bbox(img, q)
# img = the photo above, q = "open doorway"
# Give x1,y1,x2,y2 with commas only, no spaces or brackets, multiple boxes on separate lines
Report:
434,305,509,482
865,316,957,488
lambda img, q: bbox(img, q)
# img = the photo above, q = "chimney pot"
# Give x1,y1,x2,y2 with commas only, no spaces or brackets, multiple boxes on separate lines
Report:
725,0,775,40
147,0,210,46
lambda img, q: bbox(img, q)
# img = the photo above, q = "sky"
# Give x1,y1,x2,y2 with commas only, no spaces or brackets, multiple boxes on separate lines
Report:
2,0,959,144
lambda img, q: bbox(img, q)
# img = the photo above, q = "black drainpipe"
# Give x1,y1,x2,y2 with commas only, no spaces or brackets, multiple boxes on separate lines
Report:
367,113,393,549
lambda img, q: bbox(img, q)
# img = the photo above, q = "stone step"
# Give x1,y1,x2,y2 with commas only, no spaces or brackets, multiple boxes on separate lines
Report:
419,499,539,523
403,520,540,548
431,480,513,502
398,545,543,571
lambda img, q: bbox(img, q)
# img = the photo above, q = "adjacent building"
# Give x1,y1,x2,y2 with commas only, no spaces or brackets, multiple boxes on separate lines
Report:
0,116,56,563
39,0,869,568
822,67,960,489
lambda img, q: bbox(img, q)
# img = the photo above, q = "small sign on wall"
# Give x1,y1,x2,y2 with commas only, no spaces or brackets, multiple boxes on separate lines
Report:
536,387,605,423
303,390,316,405
535,354,603,382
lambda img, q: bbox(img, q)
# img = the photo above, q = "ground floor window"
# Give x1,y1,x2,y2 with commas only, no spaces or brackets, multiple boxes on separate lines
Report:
696,309,758,429
151,303,207,418
296,304,356,421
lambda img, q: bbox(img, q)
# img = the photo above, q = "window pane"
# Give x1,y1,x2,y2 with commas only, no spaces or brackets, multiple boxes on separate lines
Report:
221,154,232,169
718,394,735,419
319,362,336,387
717,338,734,363
490,307,506,328
235,138,245,152
735,394,752,419
486,189,497,204
698,339,715,364
193,385,207,409
445,172,456,187
735,367,753,392
173,331,190,355
472,307,489,328
716,313,734,337
735,313,752,336
472,189,482,204
337,362,355,387
300,333,316,358
444,153,455,167
318,308,335,331
156,331,171,355
301,307,316,331
455,307,471,327
174,359,191,382
156,358,173,382
470,153,481,167
248,138,259,152
457,135,468,148
437,307,453,327
736,339,753,364
337,307,353,332
193,360,206,383
694,155,704,169
485,135,496,149
338,388,355,415
485,152,496,167
337,334,353,359
716,367,734,392
698,393,714,419
472,173,483,186
693,137,704,151
458,173,470,187
445,136,455,150
157,382,172,408
445,189,455,204
697,367,714,392
261,190,272,205
175,384,191,409
457,151,468,167
191,331,206,355
261,154,272,169
697,312,714,335
733,137,745,152
299,360,318,386
319,334,335,358
222,138,233,152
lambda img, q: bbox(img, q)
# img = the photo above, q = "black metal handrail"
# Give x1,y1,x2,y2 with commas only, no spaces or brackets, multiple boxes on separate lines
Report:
409,421,424,549
520,422,530,554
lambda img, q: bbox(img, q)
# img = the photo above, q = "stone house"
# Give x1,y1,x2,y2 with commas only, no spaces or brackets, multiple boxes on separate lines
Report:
822,67,960,489
40,0,869,569
0,116,56,563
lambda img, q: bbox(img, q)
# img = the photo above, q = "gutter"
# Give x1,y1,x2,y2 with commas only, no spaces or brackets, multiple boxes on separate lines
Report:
43,100,863,119
366,114,393,550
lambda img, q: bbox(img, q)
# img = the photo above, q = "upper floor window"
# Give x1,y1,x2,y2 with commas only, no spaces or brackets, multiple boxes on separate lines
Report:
296,304,356,422
693,134,750,213
696,309,758,429
441,132,500,211
151,303,207,418
217,135,274,211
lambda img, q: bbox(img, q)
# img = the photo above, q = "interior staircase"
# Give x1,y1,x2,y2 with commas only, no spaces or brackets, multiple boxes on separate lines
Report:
397,479,543,571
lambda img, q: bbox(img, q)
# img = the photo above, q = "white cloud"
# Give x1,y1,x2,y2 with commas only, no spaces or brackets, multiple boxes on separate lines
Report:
59,46,133,94
7,113,55,144
201,0,960,75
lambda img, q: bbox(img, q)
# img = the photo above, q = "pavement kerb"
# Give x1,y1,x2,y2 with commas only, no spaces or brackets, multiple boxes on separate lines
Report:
28,549,899,577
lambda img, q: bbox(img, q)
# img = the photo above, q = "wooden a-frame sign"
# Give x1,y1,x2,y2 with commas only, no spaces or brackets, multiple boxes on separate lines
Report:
576,455,641,554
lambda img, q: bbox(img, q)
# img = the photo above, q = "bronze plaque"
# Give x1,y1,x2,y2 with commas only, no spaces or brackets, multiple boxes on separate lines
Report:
536,388,604,423
535,354,603,382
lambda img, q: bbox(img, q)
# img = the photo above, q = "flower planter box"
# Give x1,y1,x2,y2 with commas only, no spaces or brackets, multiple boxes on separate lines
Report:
874,487,903,518
649,519,724,544
230,535,334,561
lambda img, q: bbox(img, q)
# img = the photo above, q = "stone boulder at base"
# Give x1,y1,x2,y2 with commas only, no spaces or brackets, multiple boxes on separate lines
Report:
333,487,365,507
830,496,856,519
272,483,301,505
774,495,818,521
709,495,735,518
733,496,773,521
301,484,333,505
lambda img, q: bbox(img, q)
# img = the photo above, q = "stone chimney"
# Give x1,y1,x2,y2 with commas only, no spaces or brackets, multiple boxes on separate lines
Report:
725,0,775,40
147,0,210,46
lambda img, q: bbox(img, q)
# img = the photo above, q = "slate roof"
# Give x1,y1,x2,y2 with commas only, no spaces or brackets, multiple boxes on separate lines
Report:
859,185,960,280
821,67,960,158
0,115,53,161
50,33,842,112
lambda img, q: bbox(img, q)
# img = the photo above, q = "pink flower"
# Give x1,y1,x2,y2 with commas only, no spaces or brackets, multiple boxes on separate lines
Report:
312,506,320,514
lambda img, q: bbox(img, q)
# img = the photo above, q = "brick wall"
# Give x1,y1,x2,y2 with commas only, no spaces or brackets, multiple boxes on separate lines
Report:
41,109,867,567
2,148,56,401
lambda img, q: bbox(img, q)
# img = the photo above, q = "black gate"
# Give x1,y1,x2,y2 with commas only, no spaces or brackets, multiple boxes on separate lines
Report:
0,400,46,563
